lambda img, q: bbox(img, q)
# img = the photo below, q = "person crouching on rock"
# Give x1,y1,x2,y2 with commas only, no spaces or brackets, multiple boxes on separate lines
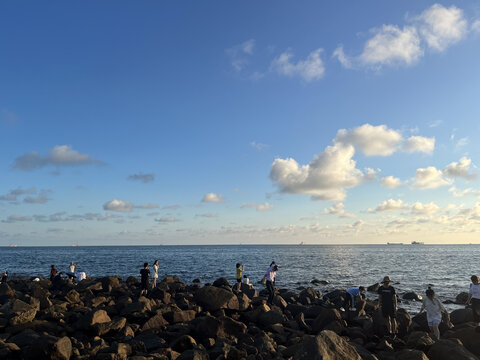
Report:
265,265,278,305
378,276,398,339
420,287,447,339
235,263,244,292
344,286,366,315
140,262,150,296
466,275,480,327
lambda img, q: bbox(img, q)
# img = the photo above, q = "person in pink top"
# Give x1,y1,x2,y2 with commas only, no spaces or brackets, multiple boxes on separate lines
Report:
265,265,278,305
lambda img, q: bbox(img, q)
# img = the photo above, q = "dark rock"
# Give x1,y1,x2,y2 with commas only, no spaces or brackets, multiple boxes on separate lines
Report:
293,330,362,359
456,292,469,304
396,308,412,338
311,308,342,333
192,279,200,283
299,287,321,305
171,335,197,352
406,331,435,352
451,308,474,325
74,309,111,330
131,333,166,352
445,326,480,356
311,279,329,285
100,276,121,292
163,275,181,283
427,338,478,360
237,292,251,311
258,310,285,327
165,309,196,324
9,329,41,347
177,349,209,360
126,276,139,286
212,277,231,288
395,349,429,360
64,289,81,304
28,335,72,360
403,292,422,301
367,283,380,292
194,285,239,311
286,304,307,317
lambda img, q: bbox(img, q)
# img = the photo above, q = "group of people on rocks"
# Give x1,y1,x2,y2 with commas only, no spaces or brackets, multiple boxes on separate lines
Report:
4,259,478,342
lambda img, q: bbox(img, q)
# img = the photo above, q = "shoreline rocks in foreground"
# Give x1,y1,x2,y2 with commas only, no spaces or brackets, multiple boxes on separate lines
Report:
0,276,479,359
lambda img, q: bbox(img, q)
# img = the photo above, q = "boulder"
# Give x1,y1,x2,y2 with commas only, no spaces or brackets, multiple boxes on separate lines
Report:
212,277,231,288
217,315,247,339
299,287,321,305
237,292,251,311
272,295,288,309
451,308,474,325
162,275,181,283
395,349,429,360
258,310,285,327
131,333,166,352
171,335,197,352
427,338,478,360
194,286,239,311
64,289,81,304
367,283,380,292
446,326,480,356
406,331,435,352
311,308,342,333
94,317,127,336
9,300,37,326
456,292,469,304
100,276,121,292
293,330,362,360
141,313,169,331
28,335,72,360
177,349,209,360
311,279,329,285
75,309,111,330
403,292,422,301
396,308,412,338
322,289,346,308
9,329,41,347
165,310,196,324
126,276,139,286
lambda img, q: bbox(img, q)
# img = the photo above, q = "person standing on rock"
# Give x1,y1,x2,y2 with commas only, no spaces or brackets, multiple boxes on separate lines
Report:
235,263,244,292
419,287,447,339
466,275,480,326
152,260,159,288
0,271,8,284
50,265,58,281
378,276,398,339
265,265,278,305
140,262,151,296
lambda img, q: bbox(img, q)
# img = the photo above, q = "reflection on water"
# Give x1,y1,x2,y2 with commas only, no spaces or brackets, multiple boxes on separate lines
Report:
0,244,477,313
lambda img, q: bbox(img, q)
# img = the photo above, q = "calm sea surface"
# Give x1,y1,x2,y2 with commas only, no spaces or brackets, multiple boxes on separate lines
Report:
0,244,478,313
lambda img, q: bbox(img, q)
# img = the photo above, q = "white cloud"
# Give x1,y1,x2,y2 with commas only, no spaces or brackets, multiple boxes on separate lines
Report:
335,4,470,70
241,202,274,211
403,136,435,154
202,193,223,203
271,48,325,82
416,4,468,52
448,186,479,198
324,202,346,215
443,157,475,179
335,124,403,156
162,205,181,210
127,172,155,183
0,187,36,201
411,201,440,215
226,39,255,72
412,166,452,189
2,215,33,223
472,20,480,33
455,137,469,149
359,25,422,67
381,176,402,189
103,199,134,212
23,195,49,204
195,213,218,218
428,120,443,128
250,141,269,150
270,143,369,201
375,199,409,212
13,145,103,171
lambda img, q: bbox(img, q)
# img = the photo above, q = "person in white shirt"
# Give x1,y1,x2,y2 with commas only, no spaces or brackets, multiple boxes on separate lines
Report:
152,260,159,288
265,265,278,305
466,275,480,326
419,287,447,339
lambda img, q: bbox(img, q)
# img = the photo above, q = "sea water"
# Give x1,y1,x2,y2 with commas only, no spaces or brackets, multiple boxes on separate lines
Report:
1,244,478,314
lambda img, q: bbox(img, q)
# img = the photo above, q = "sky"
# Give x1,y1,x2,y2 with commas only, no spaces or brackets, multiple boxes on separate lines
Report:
1,1,480,245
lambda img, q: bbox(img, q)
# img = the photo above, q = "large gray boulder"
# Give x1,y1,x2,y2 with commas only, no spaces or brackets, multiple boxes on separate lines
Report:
293,330,362,360
427,338,478,360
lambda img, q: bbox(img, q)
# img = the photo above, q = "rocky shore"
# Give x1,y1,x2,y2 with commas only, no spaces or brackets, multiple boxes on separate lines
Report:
0,275,479,360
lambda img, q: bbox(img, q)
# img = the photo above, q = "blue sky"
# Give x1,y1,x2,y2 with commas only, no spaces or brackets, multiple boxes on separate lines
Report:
1,1,480,245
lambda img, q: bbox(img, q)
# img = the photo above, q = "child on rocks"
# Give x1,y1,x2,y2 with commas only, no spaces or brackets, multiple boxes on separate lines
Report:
235,263,244,292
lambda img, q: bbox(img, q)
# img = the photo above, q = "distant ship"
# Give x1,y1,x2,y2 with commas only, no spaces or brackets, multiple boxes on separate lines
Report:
9,244,18,247
411,241,424,245
387,242,403,245
299,242,304,245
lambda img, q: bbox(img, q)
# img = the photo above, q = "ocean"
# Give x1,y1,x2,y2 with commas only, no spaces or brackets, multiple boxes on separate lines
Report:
1,244,477,314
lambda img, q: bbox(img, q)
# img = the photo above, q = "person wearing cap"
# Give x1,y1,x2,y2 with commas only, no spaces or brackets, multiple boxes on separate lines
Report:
466,275,480,326
377,276,398,339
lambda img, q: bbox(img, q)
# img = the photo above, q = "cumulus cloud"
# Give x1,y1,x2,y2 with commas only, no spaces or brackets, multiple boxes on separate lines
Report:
448,186,479,198
226,39,255,72
202,193,223,203
411,201,440,215
195,213,218,218
381,176,402,189
443,157,475,179
270,143,370,201
403,136,435,154
455,137,469,149
412,166,452,189
334,4,470,70
127,172,155,183
13,145,103,170
335,124,403,156
23,195,49,204
323,203,346,215
416,4,468,52
103,199,134,212
375,199,409,212
271,48,325,82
